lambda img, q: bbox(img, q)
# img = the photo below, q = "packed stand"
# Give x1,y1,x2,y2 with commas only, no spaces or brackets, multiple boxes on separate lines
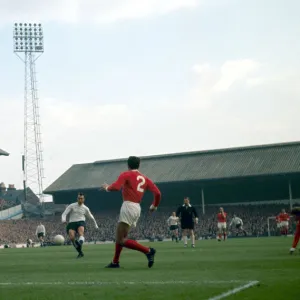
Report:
0,204,297,245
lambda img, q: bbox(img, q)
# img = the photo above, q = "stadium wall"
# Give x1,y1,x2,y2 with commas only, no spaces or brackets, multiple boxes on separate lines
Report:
0,205,23,220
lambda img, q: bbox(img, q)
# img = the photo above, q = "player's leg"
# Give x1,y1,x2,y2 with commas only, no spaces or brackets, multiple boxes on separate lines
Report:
119,222,150,254
223,224,227,240
290,223,300,254
182,228,188,247
175,228,179,242
190,229,195,247
39,235,43,247
77,226,85,257
112,201,156,268
109,221,129,266
217,223,222,241
284,223,288,236
241,226,247,236
68,228,81,254
170,227,174,241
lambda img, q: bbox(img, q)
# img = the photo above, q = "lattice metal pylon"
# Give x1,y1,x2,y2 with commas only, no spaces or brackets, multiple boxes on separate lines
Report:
14,23,45,204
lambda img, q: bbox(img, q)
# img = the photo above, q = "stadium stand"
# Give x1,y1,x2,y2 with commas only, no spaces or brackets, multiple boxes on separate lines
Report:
44,141,300,211
1,142,300,245
0,204,298,245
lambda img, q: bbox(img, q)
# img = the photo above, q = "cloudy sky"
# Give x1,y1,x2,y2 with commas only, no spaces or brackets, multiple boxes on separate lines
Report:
0,0,299,192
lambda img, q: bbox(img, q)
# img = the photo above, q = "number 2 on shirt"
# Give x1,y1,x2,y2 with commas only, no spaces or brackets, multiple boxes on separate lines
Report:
137,175,146,192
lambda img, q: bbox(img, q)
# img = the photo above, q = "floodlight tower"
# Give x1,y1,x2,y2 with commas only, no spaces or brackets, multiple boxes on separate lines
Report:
13,23,45,204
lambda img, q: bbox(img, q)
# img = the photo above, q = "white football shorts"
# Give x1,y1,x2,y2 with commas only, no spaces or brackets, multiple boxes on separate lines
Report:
217,222,227,230
280,221,289,227
119,201,141,227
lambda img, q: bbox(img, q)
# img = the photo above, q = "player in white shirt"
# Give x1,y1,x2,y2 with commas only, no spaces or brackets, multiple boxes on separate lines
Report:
167,212,179,242
62,193,98,258
36,222,46,247
230,215,247,236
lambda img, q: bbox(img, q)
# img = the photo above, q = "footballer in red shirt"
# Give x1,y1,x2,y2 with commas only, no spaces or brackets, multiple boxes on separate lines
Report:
217,207,227,241
278,209,290,236
101,156,161,268
290,207,300,254
275,215,281,234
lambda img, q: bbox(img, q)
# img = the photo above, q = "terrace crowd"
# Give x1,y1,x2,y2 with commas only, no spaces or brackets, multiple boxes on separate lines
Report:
0,204,296,245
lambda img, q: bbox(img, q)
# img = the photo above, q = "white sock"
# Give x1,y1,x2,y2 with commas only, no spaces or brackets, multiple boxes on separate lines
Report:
79,236,85,244
191,235,195,245
183,236,187,244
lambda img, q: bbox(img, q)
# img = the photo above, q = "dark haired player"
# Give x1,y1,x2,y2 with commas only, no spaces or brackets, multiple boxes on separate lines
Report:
167,212,179,242
36,222,46,247
290,207,300,254
62,193,98,258
217,207,227,241
229,215,247,236
176,197,198,248
278,209,290,236
101,156,161,268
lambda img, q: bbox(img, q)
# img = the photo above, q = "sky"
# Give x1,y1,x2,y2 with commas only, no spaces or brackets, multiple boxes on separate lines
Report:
0,0,300,193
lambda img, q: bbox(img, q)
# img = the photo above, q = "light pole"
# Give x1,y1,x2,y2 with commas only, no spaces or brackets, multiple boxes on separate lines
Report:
14,23,45,205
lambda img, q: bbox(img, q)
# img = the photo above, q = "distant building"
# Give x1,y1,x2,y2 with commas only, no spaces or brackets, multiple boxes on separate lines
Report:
0,148,9,156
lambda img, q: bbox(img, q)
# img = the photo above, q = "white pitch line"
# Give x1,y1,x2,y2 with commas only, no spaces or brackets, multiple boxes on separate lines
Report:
0,280,246,286
207,281,260,300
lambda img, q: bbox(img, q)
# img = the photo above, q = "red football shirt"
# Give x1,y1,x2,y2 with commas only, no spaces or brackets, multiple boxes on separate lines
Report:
217,212,227,223
107,170,161,207
279,213,290,222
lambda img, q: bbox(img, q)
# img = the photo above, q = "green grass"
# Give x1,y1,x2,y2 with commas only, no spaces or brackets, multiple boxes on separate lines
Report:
0,237,299,300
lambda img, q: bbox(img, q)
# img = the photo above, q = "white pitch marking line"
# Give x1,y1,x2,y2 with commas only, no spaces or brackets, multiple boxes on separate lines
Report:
0,280,247,286
207,281,260,300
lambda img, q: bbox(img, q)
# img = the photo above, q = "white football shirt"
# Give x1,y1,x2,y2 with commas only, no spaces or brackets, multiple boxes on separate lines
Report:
62,202,98,228
36,225,46,235
230,217,243,226
167,216,179,226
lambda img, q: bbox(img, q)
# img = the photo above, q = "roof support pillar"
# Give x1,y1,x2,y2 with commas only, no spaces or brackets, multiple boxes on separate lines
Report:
288,180,293,210
201,188,205,215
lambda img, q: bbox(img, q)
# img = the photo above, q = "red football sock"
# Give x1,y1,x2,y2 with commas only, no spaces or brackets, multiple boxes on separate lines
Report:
218,234,222,239
292,226,300,248
123,239,149,254
113,243,123,264
223,233,227,240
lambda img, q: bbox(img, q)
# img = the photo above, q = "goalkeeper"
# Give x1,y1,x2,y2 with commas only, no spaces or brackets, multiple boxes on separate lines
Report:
290,207,300,254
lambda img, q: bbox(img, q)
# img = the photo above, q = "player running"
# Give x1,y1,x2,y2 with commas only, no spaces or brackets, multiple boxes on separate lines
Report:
176,197,198,248
62,193,99,258
217,207,227,241
278,209,290,236
36,222,46,247
101,156,161,269
167,212,179,242
229,215,247,236
290,207,300,254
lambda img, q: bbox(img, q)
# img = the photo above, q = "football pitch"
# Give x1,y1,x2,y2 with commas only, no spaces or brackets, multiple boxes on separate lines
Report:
0,237,299,300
